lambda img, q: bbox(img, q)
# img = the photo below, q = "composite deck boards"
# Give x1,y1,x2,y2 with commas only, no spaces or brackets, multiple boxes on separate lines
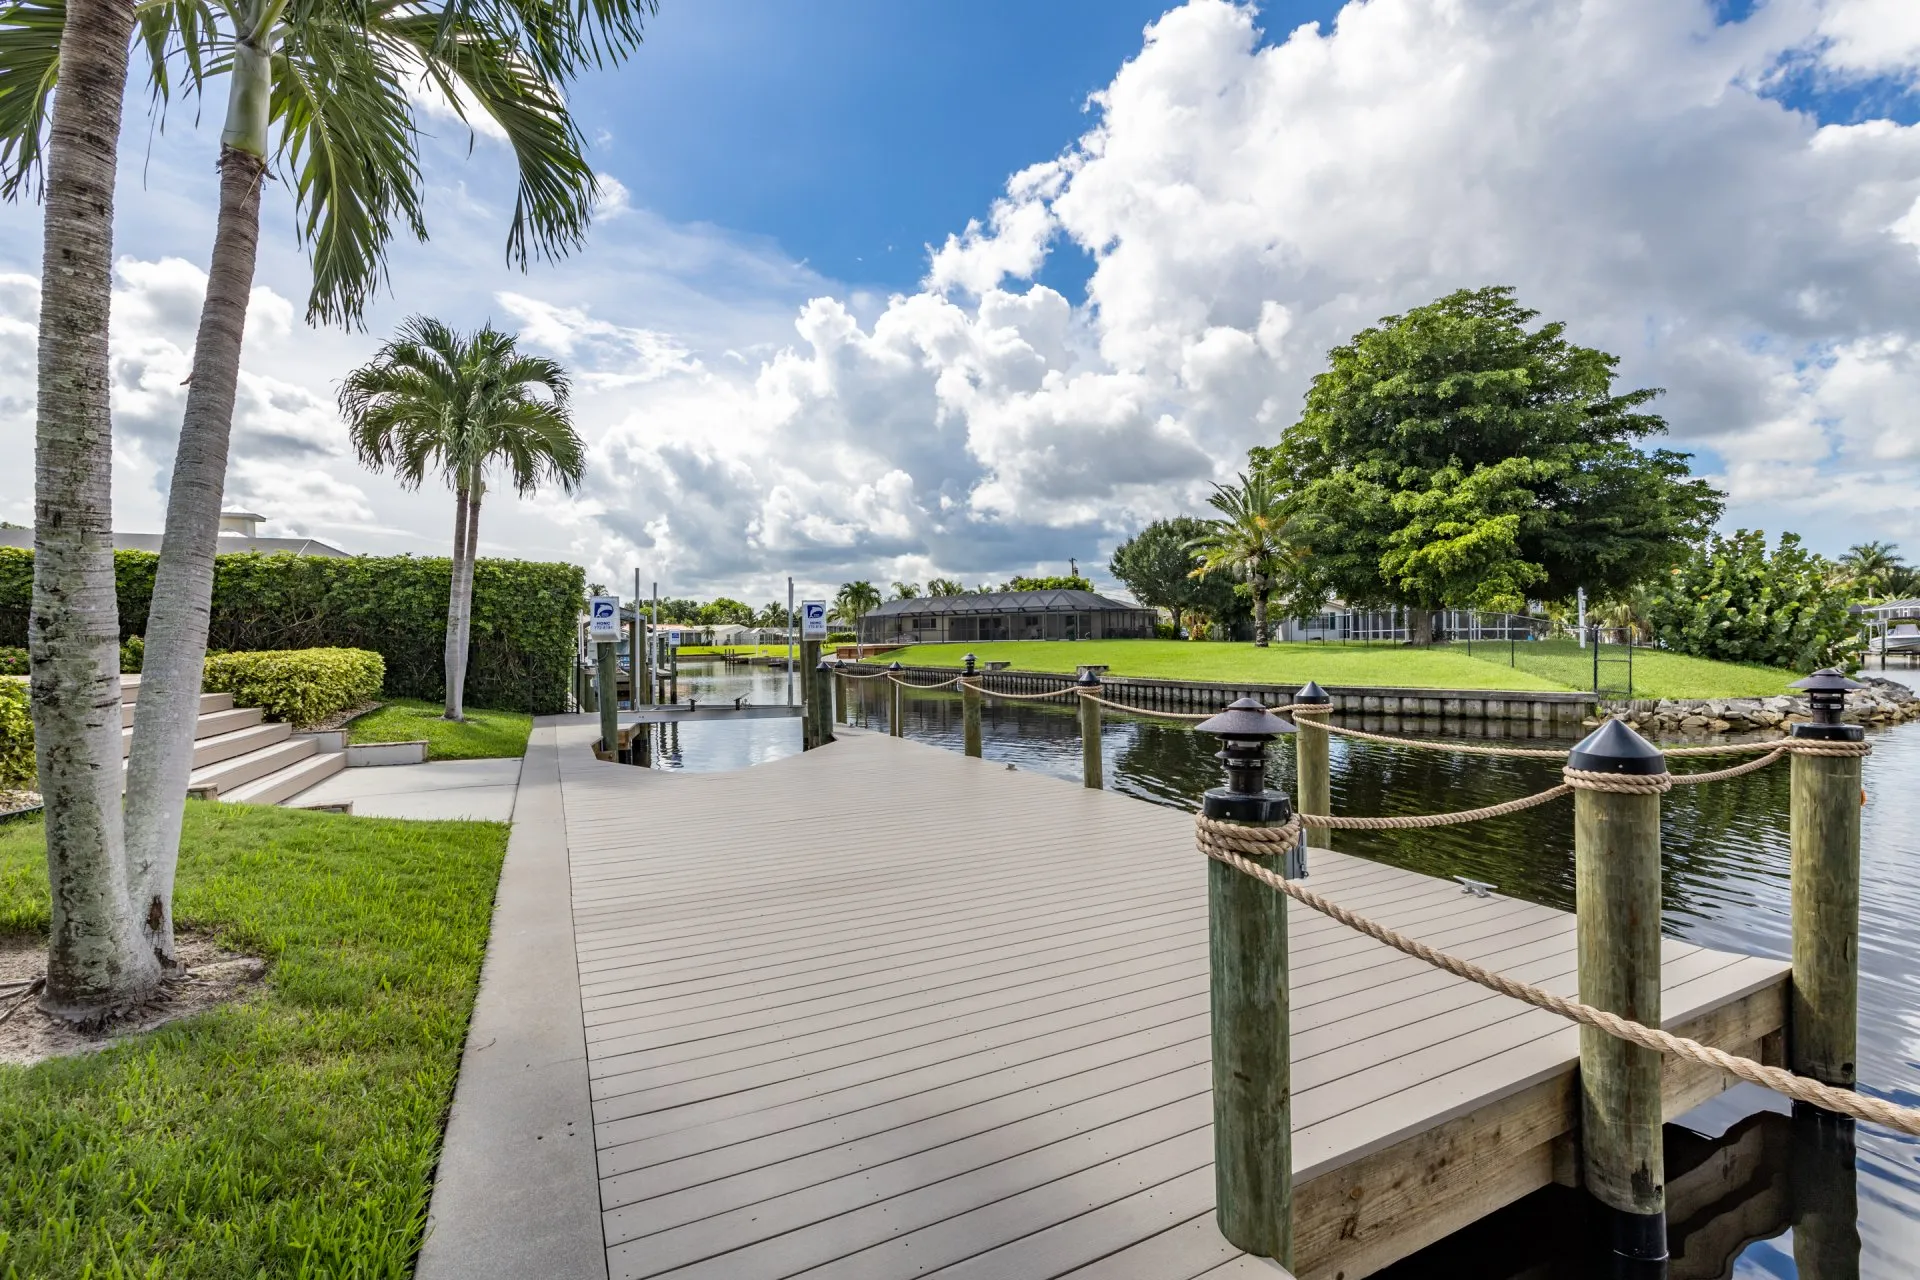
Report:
553,723,1786,1280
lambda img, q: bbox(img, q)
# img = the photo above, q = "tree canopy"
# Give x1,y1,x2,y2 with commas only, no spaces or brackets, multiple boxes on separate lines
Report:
1256,286,1722,624
1000,574,1094,591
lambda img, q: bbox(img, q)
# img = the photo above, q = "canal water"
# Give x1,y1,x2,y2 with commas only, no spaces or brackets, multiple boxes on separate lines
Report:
644,657,1920,1277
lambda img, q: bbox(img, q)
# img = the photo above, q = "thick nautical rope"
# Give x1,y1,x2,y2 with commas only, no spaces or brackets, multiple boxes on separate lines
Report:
1081,695,1316,722
1294,716,1569,759
1194,813,1920,1138
887,673,965,690
973,684,1081,702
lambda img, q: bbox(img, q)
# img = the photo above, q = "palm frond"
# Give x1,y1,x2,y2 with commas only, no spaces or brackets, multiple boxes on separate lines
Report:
275,12,425,326
0,0,62,201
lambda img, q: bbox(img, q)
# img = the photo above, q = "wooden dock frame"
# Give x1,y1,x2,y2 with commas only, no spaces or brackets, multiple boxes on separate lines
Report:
554,726,1787,1280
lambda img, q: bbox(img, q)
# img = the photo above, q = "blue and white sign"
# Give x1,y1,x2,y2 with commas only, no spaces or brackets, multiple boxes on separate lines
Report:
588,595,621,642
801,599,828,640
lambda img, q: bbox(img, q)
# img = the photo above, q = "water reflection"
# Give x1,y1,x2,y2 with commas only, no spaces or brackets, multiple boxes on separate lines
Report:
679,659,1920,1276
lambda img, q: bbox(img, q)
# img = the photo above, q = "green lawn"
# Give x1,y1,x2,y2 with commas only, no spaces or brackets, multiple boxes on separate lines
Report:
867,638,1803,699
675,644,787,657
1441,638,1799,700
0,802,508,1277
868,640,1569,691
347,698,532,760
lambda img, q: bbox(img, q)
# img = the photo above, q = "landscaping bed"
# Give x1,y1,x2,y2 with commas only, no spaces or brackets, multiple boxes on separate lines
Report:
347,697,533,760
0,801,509,1276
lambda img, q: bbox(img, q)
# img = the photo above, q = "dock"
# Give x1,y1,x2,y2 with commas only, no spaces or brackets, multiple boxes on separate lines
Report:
540,726,1787,1279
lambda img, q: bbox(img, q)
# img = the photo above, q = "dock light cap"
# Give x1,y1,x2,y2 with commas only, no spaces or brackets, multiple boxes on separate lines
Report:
1075,668,1101,687
963,652,977,674
888,660,903,671
1566,717,1666,775
1195,696,1298,739
1297,679,1330,706
816,658,833,672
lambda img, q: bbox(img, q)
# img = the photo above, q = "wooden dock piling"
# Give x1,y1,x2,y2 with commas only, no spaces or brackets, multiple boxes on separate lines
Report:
1294,680,1331,848
1195,700,1300,1265
962,654,981,758
800,641,833,749
596,642,619,756
1077,670,1102,789
1787,670,1867,1091
888,663,904,737
1568,719,1668,1261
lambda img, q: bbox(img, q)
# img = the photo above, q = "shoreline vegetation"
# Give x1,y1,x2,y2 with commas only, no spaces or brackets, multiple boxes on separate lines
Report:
837,638,1801,700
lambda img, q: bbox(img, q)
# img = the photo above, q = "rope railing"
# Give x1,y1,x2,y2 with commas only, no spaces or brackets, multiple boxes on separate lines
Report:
1194,741,1915,1139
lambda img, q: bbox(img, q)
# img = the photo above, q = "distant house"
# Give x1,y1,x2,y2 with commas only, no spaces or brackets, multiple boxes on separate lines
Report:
0,510,349,558
857,590,1157,646
1276,604,1545,643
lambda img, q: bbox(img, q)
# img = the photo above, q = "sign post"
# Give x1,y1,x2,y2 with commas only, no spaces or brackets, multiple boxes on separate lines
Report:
801,600,830,749
589,596,621,755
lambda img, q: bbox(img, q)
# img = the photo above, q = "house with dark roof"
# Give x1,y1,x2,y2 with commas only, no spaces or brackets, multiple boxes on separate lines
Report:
856,590,1157,646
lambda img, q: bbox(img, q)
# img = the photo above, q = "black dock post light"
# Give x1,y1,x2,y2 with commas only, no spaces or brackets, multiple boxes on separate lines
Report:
1195,697,1303,878
1790,669,1864,740
963,652,977,677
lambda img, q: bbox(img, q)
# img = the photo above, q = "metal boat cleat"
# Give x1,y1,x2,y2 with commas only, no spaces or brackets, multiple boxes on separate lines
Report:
1454,876,1497,899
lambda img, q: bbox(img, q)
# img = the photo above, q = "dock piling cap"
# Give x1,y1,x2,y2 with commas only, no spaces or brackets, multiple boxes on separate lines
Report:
1195,696,1297,739
1297,679,1330,705
1075,668,1101,687
1567,717,1665,775
888,660,903,671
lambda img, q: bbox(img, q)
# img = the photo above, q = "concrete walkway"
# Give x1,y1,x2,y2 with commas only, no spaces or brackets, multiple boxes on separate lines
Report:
292,756,521,820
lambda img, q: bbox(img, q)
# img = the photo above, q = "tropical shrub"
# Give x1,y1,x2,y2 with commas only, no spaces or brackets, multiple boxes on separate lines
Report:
0,679,31,789
202,648,386,727
120,636,144,674
0,549,581,713
0,647,24,677
1645,530,1863,672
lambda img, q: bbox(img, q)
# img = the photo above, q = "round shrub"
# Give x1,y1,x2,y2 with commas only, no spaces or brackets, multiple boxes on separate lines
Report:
201,648,385,727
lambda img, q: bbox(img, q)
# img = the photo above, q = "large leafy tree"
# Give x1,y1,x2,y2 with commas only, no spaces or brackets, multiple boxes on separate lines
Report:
2,0,650,1017
1646,530,1862,672
1258,286,1723,643
341,317,584,720
1190,472,1299,648
1109,516,1214,637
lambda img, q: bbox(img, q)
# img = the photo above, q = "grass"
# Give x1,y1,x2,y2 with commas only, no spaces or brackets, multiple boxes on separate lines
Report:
675,644,788,658
1443,638,1800,700
867,638,1804,698
867,639,1569,691
0,802,508,1277
347,698,532,760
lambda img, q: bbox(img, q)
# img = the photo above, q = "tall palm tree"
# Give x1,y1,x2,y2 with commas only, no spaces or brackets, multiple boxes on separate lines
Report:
5,0,163,1018
1190,472,1293,648
890,581,921,600
1,0,653,1004
834,580,882,656
927,577,965,597
1840,541,1906,598
341,317,585,720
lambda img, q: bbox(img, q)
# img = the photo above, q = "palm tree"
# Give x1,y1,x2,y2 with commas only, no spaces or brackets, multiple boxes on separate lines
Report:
6,0,165,1017
927,577,966,596
1840,541,1906,598
1190,472,1293,648
2,0,653,1013
341,317,584,720
834,580,883,656
890,581,922,600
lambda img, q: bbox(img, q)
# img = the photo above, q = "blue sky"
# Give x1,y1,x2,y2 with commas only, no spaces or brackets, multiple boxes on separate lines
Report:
564,1,1322,297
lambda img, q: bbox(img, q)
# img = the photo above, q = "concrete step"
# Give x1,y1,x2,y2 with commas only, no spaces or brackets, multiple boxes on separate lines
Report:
121,691,235,728
188,721,291,770
121,706,264,757
221,751,345,807
190,736,317,795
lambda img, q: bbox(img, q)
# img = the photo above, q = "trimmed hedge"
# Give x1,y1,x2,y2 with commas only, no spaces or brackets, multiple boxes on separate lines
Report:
0,679,29,789
0,549,581,714
203,648,386,727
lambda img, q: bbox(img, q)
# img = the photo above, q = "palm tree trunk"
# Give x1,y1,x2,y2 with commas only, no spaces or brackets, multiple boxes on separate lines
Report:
443,484,470,719
32,0,163,1019
449,486,482,721
1251,574,1270,647
122,144,270,967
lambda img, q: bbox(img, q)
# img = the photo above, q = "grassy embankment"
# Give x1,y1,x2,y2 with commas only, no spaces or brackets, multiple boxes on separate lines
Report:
347,697,532,760
0,802,508,1275
866,639,1800,700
